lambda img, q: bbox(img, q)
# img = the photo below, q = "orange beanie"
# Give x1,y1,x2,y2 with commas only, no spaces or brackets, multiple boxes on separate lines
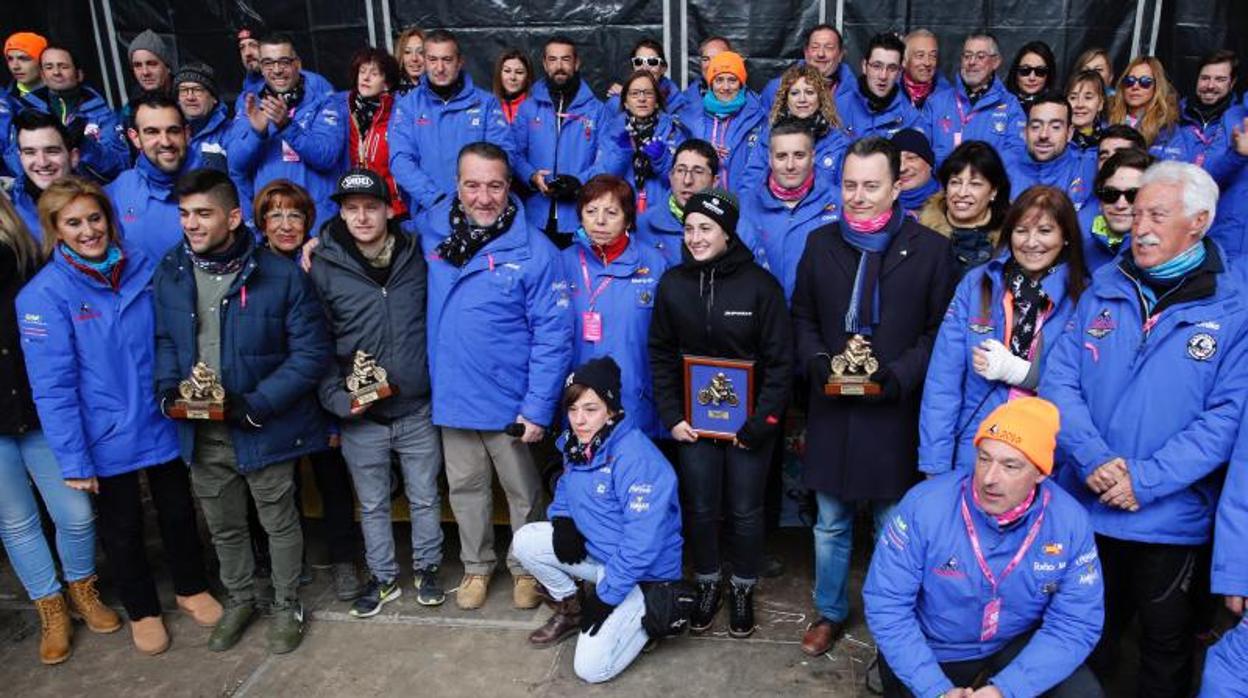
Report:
4,32,47,60
973,397,1060,475
704,51,747,86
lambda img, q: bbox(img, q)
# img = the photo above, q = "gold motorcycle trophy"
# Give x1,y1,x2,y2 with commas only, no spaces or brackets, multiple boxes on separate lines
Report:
168,361,227,420
346,350,393,410
823,334,882,397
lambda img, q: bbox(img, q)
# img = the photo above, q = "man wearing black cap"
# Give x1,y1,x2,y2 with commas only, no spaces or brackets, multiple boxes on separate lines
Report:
175,62,231,173
308,169,446,616
892,128,939,217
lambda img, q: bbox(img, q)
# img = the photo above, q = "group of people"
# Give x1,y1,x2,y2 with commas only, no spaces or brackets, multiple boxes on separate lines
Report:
2,17,1248,696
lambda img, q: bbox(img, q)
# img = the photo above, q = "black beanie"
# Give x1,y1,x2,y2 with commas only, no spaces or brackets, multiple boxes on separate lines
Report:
682,187,740,239
890,127,935,168
565,357,623,413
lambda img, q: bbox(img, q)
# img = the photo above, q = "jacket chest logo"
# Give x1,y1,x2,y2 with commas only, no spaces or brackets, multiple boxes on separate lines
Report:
1086,310,1115,339
969,316,994,334
1187,332,1217,361
416,116,431,126
934,555,967,579
75,302,101,322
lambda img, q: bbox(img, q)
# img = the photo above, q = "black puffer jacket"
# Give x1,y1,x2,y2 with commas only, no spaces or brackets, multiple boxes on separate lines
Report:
648,240,792,442
0,242,39,435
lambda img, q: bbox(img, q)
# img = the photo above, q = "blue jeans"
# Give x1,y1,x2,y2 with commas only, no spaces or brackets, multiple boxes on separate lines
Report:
340,403,444,581
0,431,96,600
813,492,896,622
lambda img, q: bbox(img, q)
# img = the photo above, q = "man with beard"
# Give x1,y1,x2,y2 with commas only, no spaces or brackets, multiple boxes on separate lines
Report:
10,110,79,240
512,36,603,247
175,63,230,173
1002,95,1097,211
105,93,192,262
118,30,176,143
761,25,855,111
234,25,264,112
925,33,1026,166
837,33,927,141
900,29,951,109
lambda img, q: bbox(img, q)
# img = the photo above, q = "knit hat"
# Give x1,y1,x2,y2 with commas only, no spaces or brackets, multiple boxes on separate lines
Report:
891,128,934,168
174,62,219,99
973,397,1060,475
565,357,623,413
128,29,174,70
332,168,391,204
704,51,747,86
683,188,740,239
4,32,47,60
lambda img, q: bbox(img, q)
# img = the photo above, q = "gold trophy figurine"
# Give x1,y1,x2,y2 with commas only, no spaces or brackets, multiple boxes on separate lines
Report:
823,334,883,397
346,350,393,410
169,361,227,420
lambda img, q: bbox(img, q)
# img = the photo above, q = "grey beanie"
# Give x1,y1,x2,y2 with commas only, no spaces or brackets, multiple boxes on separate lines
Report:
129,29,174,69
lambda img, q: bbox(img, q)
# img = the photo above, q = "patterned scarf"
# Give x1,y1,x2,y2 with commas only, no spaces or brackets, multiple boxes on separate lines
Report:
625,112,659,192
351,92,382,134
435,197,519,267
562,414,623,465
768,170,815,202
1003,257,1052,359
260,76,306,111
841,204,903,335
60,242,125,290
902,72,934,106
783,112,831,139
185,227,252,275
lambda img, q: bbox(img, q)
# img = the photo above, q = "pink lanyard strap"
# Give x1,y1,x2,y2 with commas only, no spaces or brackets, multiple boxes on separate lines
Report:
578,249,614,311
954,94,975,128
1189,124,1215,148
959,485,1051,597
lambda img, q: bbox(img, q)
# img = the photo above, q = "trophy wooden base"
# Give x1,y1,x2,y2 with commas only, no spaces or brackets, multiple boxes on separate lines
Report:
351,383,393,410
824,377,881,397
168,399,226,420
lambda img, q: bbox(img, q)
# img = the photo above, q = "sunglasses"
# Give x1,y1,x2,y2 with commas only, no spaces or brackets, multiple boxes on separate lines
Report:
1121,75,1156,89
1015,65,1050,78
631,56,665,68
1096,186,1139,205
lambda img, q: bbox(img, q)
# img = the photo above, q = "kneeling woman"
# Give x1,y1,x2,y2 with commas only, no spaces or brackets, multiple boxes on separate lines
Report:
514,357,682,684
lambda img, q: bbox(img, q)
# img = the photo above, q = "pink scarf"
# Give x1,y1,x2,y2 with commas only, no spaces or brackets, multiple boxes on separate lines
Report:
844,207,894,233
973,484,1038,526
903,73,934,103
768,170,815,202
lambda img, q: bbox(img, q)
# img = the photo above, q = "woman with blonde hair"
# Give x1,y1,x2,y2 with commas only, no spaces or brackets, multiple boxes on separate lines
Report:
746,63,848,187
393,27,425,92
1107,56,1179,146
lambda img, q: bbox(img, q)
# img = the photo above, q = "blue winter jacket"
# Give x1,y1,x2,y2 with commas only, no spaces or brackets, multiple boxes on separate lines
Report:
919,257,1079,474
152,234,333,472
740,123,851,194
1039,244,1248,544
106,156,185,263
559,235,668,439
1214,428,1248,597
836,80,928,141
388,75,517,211
738,174,843,301
512,80,605,234
228,72,346,224
925,76,1026,167
590,109,685,211
0,92,13,177
412,196,574,429
9,177,42,242
678,91,767,192
186,102,232,173
760,62,856,112
864,473,1103,698
634,202,684,268
16,244,181,479
548,418,683,606
1001,144,1096,211
13,85,129,183
1076,205,1128,275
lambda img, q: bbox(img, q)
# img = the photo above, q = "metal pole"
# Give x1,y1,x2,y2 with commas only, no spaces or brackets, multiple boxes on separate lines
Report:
100,0,129,104
381,0,394,51
663,0,672,82
1148,0,1165,55
1129,0,1147,59
679,0,688,90
365,0,378,48
835,0,844,33
87,0,116,107
819,0,827,26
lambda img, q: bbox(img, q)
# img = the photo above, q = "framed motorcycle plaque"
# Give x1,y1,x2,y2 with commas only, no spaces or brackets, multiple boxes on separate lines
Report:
683,355,755,440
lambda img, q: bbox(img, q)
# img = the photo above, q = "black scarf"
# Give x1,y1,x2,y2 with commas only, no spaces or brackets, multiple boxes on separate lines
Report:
546,73,582,107
1003,257,1052,359
435,197,519,267
1186,93,1233,129
787,111,831,139
47,85,84,115
260,77,306,110
860,75,899,114
625,112,659,192
562,414,623,465
185,226,253,275
351,92,382,134
951,227,995,273
22,175,43,204
966,77,994,106
1070,127,1101,151
428,73,465,102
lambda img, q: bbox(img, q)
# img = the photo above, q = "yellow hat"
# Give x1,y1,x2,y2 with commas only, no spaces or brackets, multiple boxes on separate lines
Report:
704,51,747,86
973,397,1060,475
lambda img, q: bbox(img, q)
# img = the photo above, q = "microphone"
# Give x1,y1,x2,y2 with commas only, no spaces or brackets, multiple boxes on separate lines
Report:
503,422,526,437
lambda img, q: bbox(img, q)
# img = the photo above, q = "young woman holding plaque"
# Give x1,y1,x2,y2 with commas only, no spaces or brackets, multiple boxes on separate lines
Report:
16,176,220,656
647,187,792,639
918,185,1087,476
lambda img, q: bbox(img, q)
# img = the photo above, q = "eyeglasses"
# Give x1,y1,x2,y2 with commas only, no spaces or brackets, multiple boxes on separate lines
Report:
1096,186,1139,205
1121,75,1155,89
631,56,664,68
264,210,308,224
260,57,297,71
866,61,900,74
177,85,207,97
673,165,711,179
962,51,998,63
626,89,656,99
1015,65,1050,78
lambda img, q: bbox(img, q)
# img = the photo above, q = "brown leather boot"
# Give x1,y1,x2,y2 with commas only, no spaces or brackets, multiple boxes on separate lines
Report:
527,593,581,647
34,593,72,665
66,576,122,633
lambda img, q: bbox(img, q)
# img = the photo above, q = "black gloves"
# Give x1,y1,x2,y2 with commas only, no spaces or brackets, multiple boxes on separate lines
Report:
736,415,780,450
579,586,617,636
546,174,582,202
159,387,182,418
225,394,264,429
808,354,833,387
868,365,901,403
551,516,588,565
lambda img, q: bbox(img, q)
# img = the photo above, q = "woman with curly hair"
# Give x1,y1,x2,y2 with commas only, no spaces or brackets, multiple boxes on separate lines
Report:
745,63,849,188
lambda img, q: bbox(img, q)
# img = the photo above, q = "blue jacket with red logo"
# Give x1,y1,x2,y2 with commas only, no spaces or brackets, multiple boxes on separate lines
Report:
105,156,186,264
836,79,928,141
740,123,851,194
1039,243,1248,544
1000,143,1096,211
925,76,1026,168
512,80,604,234
634,202,685,268
12,85,129,183
865,473,1103,698
738,173,842,301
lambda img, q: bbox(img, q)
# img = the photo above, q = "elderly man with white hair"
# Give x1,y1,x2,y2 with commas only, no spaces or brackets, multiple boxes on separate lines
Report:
1041,160,1248,696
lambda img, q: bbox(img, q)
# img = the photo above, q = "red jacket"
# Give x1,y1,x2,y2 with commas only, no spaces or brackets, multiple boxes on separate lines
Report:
347,91,407,216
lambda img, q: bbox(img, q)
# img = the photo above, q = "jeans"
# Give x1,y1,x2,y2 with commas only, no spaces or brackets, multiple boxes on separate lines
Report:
676,437,774,581
0,431,96,600
95,458,211,620
513,521,650,684
340,404,444,581
813,491,896,622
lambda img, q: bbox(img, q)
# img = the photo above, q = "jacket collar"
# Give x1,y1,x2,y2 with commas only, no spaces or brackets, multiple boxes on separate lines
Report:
555,416,635,471
574,233,644,277
531,78,597,112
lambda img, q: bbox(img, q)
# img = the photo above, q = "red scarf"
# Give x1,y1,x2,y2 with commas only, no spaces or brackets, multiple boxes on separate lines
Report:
593,233,630,264
903,72,934,104
348,92,406,216
768,170,815,202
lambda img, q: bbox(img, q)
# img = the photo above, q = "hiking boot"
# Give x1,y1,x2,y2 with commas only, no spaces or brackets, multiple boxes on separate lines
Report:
513,574,542,609
208,602,256,652
414,566,445,606
268,601,305,654
66,575,121,633
456,573,490,610
130,615,170,656
728,580,756,638
332,562,364,601
528,593,581,647
176,591,224,628
690,578,722,633
350,577,401,618
34,593,72,665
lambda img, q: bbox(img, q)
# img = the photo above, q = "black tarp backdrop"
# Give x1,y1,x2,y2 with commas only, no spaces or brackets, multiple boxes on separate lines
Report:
2,1,1246,110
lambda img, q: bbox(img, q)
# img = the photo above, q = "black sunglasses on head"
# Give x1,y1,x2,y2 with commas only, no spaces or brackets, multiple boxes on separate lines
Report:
1015,65,1050,78
1096,186,1139,205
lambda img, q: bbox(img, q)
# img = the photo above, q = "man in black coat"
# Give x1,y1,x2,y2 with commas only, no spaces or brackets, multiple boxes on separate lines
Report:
790,136,955,656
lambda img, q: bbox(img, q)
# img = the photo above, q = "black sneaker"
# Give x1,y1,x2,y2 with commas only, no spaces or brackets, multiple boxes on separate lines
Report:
349,577,401,618
414,566,445,606
728,581,756,638
690,578,722,633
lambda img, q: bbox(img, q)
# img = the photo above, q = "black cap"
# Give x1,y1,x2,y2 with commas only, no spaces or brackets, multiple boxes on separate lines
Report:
565,357,623,413
890,128,935,168
682,187,739,238
331,168,390,204
174,62,219,100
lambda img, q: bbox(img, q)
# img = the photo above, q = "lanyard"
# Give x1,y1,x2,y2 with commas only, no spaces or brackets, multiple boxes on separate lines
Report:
578,249,614,311
959,484,1050,597
954,93,975,128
